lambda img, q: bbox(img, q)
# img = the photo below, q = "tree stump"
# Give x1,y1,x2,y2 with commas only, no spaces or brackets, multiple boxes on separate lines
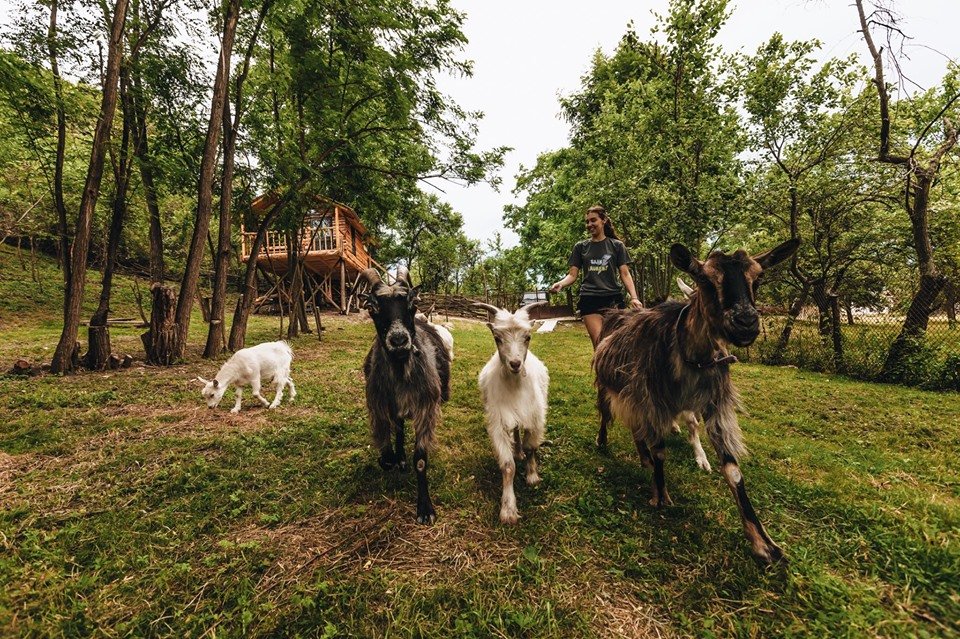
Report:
84,324,111,370
142,284,179,365
9,358,36,376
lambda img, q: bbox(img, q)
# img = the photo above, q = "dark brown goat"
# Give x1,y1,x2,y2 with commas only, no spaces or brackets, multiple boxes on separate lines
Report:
361,267,451,524
593,239,799,564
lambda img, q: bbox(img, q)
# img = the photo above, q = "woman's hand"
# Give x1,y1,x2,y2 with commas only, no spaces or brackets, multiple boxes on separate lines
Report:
629,298,643,310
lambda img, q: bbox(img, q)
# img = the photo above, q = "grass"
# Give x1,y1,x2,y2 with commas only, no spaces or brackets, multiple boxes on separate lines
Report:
1,245,958,637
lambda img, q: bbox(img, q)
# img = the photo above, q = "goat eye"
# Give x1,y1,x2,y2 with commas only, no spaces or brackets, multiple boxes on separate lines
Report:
525,335,531,343
494,337,502,344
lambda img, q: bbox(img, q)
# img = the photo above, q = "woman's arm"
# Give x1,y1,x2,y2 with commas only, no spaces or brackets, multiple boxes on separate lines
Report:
549,266,579,293
619,264,643,309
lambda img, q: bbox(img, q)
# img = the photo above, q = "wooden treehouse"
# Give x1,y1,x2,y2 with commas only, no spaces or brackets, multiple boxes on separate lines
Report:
240,193,379,314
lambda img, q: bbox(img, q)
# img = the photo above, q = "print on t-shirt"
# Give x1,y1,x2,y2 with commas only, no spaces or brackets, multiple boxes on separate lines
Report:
568,239,632,297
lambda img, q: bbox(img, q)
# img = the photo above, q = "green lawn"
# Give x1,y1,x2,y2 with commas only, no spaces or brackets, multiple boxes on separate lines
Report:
1,248,958,637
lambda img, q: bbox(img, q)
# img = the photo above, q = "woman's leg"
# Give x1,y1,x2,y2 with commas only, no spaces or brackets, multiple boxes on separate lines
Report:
583,313,604,347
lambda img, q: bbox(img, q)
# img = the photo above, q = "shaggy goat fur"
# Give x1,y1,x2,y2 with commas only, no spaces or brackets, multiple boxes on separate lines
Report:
361,267,451,524
198,341,295,413
475,302,549,524
593,239,799,564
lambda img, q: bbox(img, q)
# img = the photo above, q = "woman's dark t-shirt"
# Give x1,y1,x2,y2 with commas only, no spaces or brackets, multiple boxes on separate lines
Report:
568,238,631,296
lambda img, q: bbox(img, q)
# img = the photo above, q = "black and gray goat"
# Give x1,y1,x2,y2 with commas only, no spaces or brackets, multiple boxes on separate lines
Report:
593,239,799,564
361,267,451,524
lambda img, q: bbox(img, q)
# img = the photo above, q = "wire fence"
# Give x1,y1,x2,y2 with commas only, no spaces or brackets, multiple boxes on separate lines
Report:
737,278,960,390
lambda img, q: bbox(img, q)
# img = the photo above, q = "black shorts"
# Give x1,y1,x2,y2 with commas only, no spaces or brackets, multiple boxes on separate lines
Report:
577,293,625,317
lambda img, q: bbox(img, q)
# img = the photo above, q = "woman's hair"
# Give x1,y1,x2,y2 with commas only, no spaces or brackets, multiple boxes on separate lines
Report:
586,204,618,240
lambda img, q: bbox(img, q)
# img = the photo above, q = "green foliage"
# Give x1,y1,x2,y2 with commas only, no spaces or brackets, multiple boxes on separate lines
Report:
507,0,744,300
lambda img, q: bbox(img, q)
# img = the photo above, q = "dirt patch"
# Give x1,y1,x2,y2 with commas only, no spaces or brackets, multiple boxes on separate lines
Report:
234,502,671,637
237,499,522,590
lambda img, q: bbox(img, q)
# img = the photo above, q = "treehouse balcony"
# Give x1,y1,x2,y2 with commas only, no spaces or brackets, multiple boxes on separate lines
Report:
240,194,378,313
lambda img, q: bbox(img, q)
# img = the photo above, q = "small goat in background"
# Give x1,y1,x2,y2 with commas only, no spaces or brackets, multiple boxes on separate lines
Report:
198,341,296,413
475,302,549,525
415,312,455,361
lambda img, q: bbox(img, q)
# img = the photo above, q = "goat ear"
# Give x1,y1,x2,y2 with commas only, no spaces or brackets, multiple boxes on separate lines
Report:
361,292,379,313
754,238,800,272
670,244,702,276
407,285,421,308
196,376,209,385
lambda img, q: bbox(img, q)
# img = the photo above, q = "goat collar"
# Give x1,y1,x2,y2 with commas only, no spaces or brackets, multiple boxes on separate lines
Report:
674,303,739,370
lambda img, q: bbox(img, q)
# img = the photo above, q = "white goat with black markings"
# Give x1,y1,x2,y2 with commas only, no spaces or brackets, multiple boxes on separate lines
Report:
198,341,296,413
475,302,549,525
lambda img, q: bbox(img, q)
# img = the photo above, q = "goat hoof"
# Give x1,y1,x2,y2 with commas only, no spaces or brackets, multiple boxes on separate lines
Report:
649,494,673,507
754,543,786,567
268,403,279,409
697,458,712,472
230,408,240,414
416,509,436,525
526,473,541,486
397,459,408,472
500,505,519,524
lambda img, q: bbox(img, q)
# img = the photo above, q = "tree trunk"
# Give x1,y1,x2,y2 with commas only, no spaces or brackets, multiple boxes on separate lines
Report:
203,96,236,357
773,285,809,361
845,298,854,325
173,0,241,361
228,179,306,351
47,0,70,286
204,1,269,358
50,0,129,374
829,292,843,372
882,169,950,377
142,283,178,365
85,68,133,371
130,55,164,284
810,279,831,339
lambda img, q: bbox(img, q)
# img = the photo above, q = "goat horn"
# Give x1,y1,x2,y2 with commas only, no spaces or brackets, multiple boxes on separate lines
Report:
676,277,695,298
196,376,210,385
360,268,382,288
395,265,412,286
518,300,548,313
471,302,502,318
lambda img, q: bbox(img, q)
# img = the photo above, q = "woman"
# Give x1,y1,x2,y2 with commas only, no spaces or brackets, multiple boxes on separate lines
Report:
549,205,642,347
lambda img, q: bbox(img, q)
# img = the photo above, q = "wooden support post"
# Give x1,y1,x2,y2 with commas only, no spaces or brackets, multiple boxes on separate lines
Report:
339,258,346,314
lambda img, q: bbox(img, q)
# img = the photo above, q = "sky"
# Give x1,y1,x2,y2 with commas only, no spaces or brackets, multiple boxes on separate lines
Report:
432,0,958,247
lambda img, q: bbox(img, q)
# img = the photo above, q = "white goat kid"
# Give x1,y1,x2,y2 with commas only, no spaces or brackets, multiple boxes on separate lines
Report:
475,302,549,525
198,341,296,413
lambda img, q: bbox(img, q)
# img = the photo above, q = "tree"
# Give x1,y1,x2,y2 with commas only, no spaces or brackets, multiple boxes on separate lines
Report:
854,0,960,377
508,0,743,303
50,0,129,373
171,0,242,362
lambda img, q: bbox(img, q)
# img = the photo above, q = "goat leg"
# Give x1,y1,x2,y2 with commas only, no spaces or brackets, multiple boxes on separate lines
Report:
499,459,519,524
648,438,672,507
413,445,436,524
706,411,784,565
596,388,612,449
394,419,407,471
524,447,540,486
721,454,784,565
